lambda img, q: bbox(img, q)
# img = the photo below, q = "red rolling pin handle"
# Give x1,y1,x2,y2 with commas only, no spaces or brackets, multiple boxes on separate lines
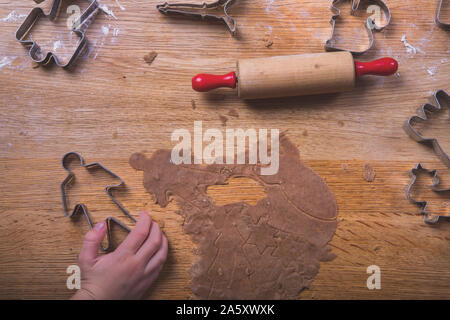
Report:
192,71,237,92
354,57,398,77
192,57,398,92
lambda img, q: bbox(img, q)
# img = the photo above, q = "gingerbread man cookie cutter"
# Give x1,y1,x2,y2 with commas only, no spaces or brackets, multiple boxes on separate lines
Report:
61,152,136,251
156,0,237,35
15,0,100,69
406,163,450,224
403,90,450,169
325,0,391,56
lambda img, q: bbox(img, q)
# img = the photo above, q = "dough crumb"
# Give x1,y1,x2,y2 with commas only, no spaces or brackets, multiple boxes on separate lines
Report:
191,99,196,110
263,33,274,48
219,115,228,126
227,109,239,118
144,51,158,65
363,163,376,182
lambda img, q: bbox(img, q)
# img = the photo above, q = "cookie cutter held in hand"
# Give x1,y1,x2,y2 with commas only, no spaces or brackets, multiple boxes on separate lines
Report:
436,0,450,30
325,0,391,56
61,152,136,251
15,0,100,69
403,90,450,169
406,163,450,224
156,0,237,35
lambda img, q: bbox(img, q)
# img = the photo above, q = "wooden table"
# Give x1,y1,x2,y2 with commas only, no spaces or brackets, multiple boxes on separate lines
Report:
0,0,448,299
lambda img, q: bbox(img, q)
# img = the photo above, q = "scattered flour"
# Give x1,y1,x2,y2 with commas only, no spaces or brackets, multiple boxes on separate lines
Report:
266,0,275,13
401,35,418,55
53,40,63,51
0,11,27,23
425,58,448,77
101,25,110,36
0,56,16,69
99,4,118,19
115,0,126,11
427,67,436,76
299,10,310,18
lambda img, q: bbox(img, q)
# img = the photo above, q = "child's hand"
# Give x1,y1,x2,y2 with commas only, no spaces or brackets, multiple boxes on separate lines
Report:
71,212,168,300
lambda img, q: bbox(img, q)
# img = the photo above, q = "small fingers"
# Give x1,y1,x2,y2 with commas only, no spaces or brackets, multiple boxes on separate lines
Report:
117,212,151,254
78,221,107,267
144,235,168,275
136,220,163,261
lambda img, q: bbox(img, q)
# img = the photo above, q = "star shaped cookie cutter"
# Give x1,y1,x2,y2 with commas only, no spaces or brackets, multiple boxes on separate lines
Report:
406,163,450,224
61,152,136,251
325,0,391,56
436,0,450,30
156,0,237,35
15,0,100,69
403,90,449,169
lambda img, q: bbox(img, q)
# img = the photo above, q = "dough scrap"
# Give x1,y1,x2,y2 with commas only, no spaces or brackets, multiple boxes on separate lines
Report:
130,135,338,299
363,163,376,182
144,51,158,65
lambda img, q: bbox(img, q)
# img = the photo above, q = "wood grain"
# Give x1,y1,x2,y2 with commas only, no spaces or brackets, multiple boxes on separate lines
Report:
0,0,448,299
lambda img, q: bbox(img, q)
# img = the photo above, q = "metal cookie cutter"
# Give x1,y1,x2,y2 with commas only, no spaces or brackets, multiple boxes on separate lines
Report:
325,0,391,56
436,0,450,30
61,152,136,251
403,90,450,169
15,0,100,69
156,0,237,35
406,163,450,224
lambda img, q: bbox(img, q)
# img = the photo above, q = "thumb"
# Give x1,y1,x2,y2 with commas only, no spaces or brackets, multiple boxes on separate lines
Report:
79,221,107,266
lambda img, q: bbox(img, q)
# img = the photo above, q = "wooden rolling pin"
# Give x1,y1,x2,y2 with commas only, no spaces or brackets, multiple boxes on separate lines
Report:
192,51,398,99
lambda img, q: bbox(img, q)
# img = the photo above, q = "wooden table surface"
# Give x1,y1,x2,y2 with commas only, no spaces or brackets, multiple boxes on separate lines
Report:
0,0,449,299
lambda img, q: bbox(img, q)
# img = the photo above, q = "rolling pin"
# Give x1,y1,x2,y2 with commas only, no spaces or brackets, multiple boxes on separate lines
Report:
192,51,398,99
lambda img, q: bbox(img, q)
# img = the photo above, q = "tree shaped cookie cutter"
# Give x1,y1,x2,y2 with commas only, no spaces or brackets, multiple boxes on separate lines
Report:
156,0,237,35
406,163,450,224
436,0,450,30
325,0,391,56
15,0,100,69
403,90,449,169
61,152,136,251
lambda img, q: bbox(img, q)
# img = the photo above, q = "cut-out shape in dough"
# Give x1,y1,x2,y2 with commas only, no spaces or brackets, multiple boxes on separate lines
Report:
130,135,338,299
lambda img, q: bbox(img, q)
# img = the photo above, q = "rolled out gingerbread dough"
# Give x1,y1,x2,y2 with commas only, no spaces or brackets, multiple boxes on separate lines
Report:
130,135,338,299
